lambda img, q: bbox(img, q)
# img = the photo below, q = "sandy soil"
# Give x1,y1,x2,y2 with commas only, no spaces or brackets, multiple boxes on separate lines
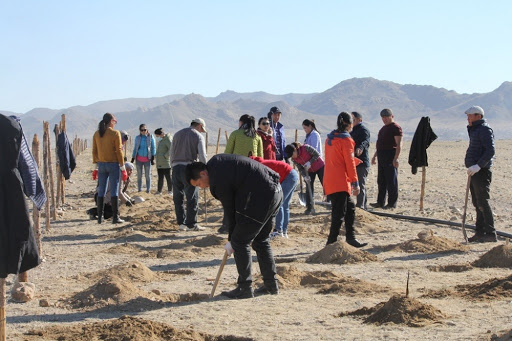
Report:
4,140,512,340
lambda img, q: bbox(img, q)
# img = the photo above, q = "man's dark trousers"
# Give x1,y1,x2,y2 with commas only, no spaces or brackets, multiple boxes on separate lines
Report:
470,168,494,234
377,149,398,207
230,189,283,288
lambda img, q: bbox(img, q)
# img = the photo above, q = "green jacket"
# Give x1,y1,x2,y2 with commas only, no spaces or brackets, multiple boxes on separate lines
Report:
156,133,172,168
225,129,263,157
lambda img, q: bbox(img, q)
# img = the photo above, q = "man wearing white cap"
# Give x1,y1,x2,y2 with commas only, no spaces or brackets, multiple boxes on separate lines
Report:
170,118,208,231
464,105,496,243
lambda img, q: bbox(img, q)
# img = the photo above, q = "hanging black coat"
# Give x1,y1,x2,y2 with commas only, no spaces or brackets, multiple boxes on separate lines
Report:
57,131,76,180
408,116,438,175
0,114,41,278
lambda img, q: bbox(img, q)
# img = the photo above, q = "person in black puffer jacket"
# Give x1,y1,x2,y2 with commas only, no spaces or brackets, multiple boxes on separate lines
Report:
464,106,496,243
186,154,283,299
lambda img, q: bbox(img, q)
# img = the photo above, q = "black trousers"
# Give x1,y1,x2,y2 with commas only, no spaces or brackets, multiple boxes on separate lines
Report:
306,166,324,209
157,168,172,192
327,191,356,245
377,149,398,207
470,168,494,234
230,189,283,287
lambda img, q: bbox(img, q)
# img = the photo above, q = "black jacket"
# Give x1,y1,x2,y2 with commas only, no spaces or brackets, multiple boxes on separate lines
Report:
350,122,371,167
57,131,76,180
0,114,41,278
465,119,494,169
207,154,281,240
408,117,437,174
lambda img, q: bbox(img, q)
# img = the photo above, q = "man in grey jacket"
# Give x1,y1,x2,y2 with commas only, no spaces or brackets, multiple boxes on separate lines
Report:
170,118,208,231
464,106,497,243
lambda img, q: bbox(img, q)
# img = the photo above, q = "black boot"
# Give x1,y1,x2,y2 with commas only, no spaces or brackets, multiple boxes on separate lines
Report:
97,197,104,224
221,285,254,299
111,196,125,224
254,281,279,296
346,238,368,248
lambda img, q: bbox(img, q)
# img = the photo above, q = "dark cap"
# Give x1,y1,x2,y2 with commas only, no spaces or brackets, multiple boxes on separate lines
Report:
380,108,393,117
270,106,282,114
154,128,163,136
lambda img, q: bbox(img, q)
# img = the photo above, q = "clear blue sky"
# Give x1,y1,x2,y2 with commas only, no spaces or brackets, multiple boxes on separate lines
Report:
1,1,511,113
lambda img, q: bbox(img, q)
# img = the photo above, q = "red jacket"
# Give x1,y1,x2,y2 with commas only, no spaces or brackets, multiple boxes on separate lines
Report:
249,156,292,183
323,131,360,195
293,144,324,173
257,130,276,160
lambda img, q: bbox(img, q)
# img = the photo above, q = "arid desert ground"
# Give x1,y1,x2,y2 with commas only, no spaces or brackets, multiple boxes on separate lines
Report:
4,139,512,341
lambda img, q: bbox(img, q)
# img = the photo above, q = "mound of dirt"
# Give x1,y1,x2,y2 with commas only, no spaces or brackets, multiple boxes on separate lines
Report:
25,315,255,341
306,241,378,264
422,273,512,300
187,234,225,247
354,208,389,233
105,243,152,257
384,235,469,254
66,275,148,309
472,244,512,268
341,295,447,327
427,264,473,272
84,261,156,283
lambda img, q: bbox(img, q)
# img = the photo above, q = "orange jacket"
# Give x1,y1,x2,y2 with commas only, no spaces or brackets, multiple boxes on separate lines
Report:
92,127,124,166
323,131,360,195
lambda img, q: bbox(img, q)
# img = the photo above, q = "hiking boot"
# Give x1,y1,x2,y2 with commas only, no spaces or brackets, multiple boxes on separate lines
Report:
254,284,279,296
217,225,228,234
468,232,485,243
469,232,497,243
155,191,162,195
346,238,368,248
221,286,254,299
304,208,316,215
383,204,396,210
369,202,383,209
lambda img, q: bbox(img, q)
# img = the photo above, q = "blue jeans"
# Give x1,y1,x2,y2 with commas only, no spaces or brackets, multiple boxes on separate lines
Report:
275,169,299,234
97,162,121,199
136,160,151,192
172,164,199,227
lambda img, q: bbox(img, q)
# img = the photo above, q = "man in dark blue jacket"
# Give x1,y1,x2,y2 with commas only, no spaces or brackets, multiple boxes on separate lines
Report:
268,107,286,161
186,154,283,298
350,112,371,210
464,106,497,243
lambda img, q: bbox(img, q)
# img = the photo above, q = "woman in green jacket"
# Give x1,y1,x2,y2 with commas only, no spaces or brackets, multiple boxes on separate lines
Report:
154,128,173,195
225,115,263,157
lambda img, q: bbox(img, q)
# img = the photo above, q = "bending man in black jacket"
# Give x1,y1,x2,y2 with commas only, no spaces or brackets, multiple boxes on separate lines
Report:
186,154,283,299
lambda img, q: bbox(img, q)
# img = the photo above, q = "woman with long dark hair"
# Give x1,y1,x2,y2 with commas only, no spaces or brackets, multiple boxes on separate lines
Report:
256,117,277,160
131,123,156,193
324,112,367,247
225,114,263,157
92,113,127,224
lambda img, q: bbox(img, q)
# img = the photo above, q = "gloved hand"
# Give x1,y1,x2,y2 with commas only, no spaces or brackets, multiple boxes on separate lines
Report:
92,169,98,180
224,241,234,256
303,175,311,183
304,161,311,171
151,156,155,165
125,200,133,207
120,165,128,182
467,164,481,176
131,158,135,163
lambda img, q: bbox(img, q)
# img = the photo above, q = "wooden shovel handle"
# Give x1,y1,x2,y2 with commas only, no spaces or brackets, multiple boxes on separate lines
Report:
210,251,229,298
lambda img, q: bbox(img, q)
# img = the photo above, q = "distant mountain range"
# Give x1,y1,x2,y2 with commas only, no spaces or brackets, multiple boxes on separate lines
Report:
4,77,512,143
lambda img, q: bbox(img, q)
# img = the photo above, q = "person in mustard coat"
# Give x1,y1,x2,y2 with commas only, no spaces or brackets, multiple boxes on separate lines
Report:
324,112,367,247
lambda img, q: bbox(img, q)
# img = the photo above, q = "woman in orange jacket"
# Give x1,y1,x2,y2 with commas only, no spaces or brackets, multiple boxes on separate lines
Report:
324,112,367,247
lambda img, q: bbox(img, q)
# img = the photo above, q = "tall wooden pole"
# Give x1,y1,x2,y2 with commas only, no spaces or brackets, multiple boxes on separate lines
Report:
31,134,42,255
215,128,221,155
60,115,66,205
225,130,228,143
419,166,426,211
43,124,52,230
45,122,57,220
0,278,5,341
54,124,61,209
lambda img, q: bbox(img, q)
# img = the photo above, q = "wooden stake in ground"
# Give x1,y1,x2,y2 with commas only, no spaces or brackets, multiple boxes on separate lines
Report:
215,128,221,155
210,251,229,298
54,123,62,209
44,122,56,221
461,175,471,243
31,134,43,255
225,130,229,144
405,270,410,298
0,277,6,341
419,166,426,211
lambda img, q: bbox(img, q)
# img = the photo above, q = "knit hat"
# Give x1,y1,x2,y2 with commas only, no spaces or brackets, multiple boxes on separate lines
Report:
465,106,484,116
380,108,393,117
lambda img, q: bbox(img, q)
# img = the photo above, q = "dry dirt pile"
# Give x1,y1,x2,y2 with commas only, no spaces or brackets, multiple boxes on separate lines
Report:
82,261,157,283
427,264,473,272
306,241,378,264
341,295,447,327
384,235,469,253
25,315,255,341
472,244,512,268
422,274,512,300
187,234,225,247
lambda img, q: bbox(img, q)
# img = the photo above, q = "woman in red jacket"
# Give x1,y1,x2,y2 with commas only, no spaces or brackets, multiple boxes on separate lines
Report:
256,117,277,160
324,112,367,248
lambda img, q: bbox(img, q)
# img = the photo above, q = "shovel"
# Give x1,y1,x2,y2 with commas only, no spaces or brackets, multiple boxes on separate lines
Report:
210,251,229,298
298,174,306,206
461,175,470,243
